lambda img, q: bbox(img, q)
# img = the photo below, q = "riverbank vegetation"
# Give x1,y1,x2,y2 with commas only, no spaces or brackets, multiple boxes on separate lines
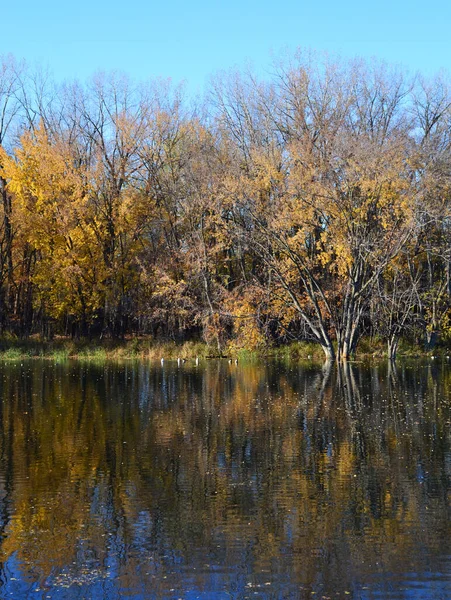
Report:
0,50,451,360
0,336,445,363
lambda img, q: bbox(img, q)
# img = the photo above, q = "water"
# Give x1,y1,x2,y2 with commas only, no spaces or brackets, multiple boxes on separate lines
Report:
0,359,449,599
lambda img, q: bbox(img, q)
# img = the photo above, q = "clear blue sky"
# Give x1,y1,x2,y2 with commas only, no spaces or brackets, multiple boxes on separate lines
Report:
3,0,451,93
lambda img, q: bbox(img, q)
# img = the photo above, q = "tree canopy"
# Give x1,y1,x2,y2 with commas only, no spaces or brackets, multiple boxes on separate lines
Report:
0,52,450,359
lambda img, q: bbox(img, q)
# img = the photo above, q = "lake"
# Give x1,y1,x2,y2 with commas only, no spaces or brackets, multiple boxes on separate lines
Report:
0,359,449,599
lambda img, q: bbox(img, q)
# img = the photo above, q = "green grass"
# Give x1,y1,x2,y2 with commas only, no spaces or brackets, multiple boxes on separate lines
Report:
51,348,71,362
0,337,216,362
0,335,449,363
77,347,108,361
2,347,24,360
270,341,325,362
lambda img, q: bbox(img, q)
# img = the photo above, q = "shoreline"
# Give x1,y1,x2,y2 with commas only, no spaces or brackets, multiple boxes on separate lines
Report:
0,337,448,362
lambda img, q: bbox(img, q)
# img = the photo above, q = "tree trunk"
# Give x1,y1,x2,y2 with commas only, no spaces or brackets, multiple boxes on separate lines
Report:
387,336,399,361
1,177,13,333
425,329,438,350
321,341,335,361
336,286,363,361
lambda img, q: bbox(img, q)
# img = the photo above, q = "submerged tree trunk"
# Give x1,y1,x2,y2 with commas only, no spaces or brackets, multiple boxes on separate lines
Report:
321,342,335,362
336,292,363,362
425,329,438,351
387,336,399,361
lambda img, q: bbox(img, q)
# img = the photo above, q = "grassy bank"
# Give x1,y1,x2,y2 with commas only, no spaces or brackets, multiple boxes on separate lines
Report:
0,336,448,362
0,337,213,362
0,337,337,362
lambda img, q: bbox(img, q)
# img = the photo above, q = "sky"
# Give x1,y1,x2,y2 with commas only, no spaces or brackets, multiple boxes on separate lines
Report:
3,0,451,94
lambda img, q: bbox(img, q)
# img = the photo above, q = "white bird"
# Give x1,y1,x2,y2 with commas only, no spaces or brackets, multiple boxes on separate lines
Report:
177,357,181,366
228,358,232,364
161,358,164,366
195,356,199,366
234,358,238,365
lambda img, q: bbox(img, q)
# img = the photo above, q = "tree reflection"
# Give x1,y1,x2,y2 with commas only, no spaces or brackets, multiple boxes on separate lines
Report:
0,359,448,598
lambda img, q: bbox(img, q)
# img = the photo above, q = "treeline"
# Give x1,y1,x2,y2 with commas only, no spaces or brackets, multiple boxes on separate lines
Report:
0,51,450,360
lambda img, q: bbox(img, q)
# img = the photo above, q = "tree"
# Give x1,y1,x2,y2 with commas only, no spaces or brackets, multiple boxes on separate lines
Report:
216,56,415,360
410,74,451,349
0,55,24,332
372,252,421,360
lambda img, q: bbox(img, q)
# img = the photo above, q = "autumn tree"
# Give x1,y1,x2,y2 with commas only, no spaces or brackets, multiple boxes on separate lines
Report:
371,252,421,360
410,73,451,348
2,51,451,357
0,55,25,332
214,55,416,360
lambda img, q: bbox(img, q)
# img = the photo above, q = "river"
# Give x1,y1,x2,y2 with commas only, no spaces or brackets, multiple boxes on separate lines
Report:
0,359,449,599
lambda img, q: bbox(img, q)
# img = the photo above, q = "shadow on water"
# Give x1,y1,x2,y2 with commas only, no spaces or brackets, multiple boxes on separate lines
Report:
0,358,448,598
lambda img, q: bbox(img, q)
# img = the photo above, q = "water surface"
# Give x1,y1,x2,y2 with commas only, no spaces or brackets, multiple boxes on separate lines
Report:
0,359,449,599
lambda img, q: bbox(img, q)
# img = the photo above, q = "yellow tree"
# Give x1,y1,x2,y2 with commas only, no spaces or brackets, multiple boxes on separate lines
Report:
1,125,104,335
217,56,416,360
0,54,24,332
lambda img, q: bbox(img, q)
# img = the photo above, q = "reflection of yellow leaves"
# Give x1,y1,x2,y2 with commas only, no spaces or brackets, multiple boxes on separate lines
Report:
0,359,444,586
337,442,355,477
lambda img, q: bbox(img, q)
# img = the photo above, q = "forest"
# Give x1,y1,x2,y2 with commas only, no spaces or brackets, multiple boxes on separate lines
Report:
0,50,450,360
